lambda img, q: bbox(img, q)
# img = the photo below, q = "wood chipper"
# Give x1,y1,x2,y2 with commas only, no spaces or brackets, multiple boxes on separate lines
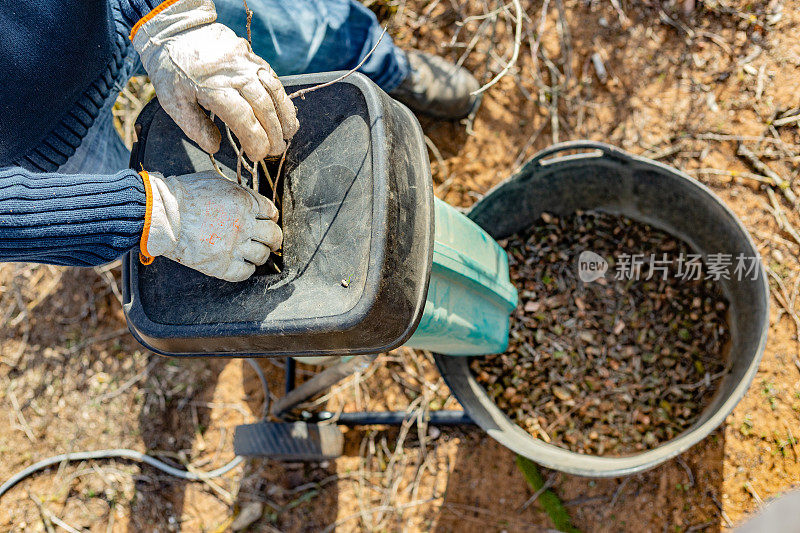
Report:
122,72,768,477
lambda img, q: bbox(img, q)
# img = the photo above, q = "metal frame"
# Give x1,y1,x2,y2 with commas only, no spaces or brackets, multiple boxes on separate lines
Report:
281,358,475,426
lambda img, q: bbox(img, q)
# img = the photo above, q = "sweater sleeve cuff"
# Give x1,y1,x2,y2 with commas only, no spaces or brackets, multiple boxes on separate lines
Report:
0,168,147,267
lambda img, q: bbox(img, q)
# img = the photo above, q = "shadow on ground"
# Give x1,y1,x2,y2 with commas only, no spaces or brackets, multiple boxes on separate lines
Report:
131,358,340,531
434,428,726,532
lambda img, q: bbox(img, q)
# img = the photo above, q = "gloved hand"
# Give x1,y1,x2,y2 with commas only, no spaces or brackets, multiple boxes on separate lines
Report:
140,171,282,282
131,0,299,161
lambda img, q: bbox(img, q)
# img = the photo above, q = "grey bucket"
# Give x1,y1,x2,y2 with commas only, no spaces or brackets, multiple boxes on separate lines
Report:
434,141,770,477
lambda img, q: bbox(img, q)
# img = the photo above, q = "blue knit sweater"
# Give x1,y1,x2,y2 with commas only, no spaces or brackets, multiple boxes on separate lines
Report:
0,0,165,266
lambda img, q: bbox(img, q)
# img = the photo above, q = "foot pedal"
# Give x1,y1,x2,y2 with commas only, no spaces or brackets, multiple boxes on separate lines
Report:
233,422,343,461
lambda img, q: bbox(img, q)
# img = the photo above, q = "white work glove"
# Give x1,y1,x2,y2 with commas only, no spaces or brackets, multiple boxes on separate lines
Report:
132,0,299,161
140,171,282,282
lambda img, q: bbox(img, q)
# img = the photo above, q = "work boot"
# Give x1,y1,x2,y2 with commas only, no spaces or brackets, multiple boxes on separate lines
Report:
389,50,481,120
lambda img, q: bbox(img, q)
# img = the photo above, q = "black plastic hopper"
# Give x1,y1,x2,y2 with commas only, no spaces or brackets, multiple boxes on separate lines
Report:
122,72,434,357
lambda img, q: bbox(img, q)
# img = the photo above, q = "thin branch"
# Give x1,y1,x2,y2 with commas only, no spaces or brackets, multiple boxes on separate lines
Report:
224,124,257,185
208,154,226,178
518,473,557,511
242,0,253,51
206,113,228,178
737,143,797,205
527,0,552,89
766,187,800,246
226,124,244,185
609,0,631,27
259,160,277,201
471,0,523,95
288,26,389,100
773,113,800,127
690,168,776,186
249,160,259,193
554,0,573,84
425,135,452,196
767,266,800,337
9,388,35,442
695,132,800,150
28,493,55,533
274,140,290,205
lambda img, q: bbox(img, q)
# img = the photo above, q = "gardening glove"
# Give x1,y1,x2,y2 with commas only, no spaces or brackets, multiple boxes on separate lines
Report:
131,0,299,161
139,171,282,282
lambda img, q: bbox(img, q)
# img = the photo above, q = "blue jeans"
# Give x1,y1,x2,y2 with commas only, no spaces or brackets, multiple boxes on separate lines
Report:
60,0,408,175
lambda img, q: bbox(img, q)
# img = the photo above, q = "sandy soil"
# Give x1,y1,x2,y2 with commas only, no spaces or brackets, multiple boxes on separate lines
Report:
1,0,799,531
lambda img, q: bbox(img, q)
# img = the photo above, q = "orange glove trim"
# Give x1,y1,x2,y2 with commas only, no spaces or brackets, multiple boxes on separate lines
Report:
129,0,183,40
139,170,155,265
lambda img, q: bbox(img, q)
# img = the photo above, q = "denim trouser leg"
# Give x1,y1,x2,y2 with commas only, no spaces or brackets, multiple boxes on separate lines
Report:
61,0,408,175
215,0,409,91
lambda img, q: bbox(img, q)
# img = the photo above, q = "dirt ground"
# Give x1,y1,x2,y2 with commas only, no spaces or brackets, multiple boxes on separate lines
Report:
2,0,800,531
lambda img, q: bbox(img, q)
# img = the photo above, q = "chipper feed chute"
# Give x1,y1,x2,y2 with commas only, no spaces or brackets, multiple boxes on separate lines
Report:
123,72,517,359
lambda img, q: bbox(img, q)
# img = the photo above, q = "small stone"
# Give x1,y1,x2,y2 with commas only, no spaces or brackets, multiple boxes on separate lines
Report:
231,502,263,531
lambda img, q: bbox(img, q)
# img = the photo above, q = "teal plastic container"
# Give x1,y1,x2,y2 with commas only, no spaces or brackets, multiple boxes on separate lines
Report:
405,198,518,356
